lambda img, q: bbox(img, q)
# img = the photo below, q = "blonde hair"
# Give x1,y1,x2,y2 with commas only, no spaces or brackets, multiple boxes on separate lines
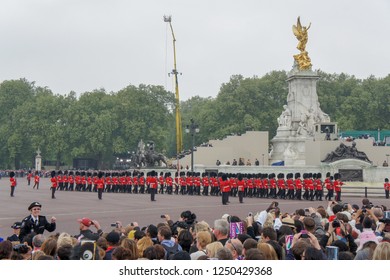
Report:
32,250,46,260
257,243,278,260
372,242,390,260
206,241,223,258
197,231,212,249
136,236,153,258
57,232,75,249
120,238,138,260
194,221,210,233
263,213,274,229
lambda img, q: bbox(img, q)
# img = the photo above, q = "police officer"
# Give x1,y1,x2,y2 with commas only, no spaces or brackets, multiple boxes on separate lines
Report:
7,222,22,242
19,202,56,242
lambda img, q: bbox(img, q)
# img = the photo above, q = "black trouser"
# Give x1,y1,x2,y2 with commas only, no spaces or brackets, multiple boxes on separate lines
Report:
296,189,302,200
326,189,333,200
98,188,103,200
335,191,341,201
51,187,56,199
386,190,389,199
238,191,244,203
10,186,15,197
151,188,156,201
222,192,229,205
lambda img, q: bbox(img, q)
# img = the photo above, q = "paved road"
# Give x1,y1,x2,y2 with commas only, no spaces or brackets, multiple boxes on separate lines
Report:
1,177,389,239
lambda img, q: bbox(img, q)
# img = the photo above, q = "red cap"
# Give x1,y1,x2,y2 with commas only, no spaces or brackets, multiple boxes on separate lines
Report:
77,217,92,227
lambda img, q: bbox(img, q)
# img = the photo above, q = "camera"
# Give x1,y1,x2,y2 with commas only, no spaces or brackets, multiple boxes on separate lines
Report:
248,212,253,217
300,230,308,238
13,244,29,254
160,215,166,218
110,223,118,227
332,219,341,228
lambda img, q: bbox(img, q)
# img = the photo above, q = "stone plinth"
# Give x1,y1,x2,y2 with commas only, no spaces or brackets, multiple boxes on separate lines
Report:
270,65,332,166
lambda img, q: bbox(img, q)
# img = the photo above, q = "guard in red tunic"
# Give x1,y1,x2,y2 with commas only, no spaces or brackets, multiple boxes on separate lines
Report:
97,172,105,200
68,171,75,191
132,172,139,194
139,173,146,194
10,171,17,197
75,171,81,191
27,170,32,186
286,173,295,199
194,173,201,196
63,170,69,191
237,173,245,203
81,171,87,192
262,174,269,198
384,178,390,199
158,172,165,194
33,171,40,189
149,170,158,201
309,173,315,201
57,170,63,191
201,172,210,196
294,173,302,200
254,174,262,198
50,170,57,199
277,173,286,199
269,173,277,199
315,173,323,201
334,173,344,202
126,172,133,193
86,172,93,192
220,173,230,205
179,172,187,195
302,173,309,200
165,172,173,194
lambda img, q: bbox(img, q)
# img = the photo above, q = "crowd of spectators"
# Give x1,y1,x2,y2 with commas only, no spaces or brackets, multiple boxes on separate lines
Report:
1,200,390,260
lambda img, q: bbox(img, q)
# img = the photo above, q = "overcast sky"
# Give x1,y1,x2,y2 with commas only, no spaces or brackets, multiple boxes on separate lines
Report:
1,0,389,100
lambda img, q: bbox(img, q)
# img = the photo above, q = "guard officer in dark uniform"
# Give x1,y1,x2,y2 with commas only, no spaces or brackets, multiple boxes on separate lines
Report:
7,222,22,242
19,202,57,242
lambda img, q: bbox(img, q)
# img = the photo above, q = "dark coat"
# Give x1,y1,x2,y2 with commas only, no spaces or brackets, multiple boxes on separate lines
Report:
74,229,103,241
19,215,56,241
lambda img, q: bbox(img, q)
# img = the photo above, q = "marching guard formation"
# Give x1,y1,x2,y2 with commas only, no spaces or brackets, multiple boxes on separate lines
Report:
18,169,351,203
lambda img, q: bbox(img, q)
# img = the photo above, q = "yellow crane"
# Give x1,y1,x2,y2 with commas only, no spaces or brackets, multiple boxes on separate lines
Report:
164,15,183,157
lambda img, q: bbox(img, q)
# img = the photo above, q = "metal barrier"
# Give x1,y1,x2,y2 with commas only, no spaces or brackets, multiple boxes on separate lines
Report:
342,185,385,198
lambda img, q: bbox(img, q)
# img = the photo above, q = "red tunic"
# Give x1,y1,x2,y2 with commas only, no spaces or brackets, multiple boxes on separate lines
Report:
51,177,57,189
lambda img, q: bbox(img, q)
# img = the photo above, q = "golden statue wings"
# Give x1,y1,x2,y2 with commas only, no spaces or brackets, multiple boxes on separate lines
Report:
292,17,312,70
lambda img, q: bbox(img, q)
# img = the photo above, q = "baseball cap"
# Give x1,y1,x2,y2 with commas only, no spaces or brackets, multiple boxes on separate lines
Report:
77,217,93,227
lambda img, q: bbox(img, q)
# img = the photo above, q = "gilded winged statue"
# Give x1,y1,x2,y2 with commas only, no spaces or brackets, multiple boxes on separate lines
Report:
292,17,312,70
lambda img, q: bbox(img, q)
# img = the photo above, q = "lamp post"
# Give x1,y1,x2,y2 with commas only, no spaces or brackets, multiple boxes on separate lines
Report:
185,119,199,173
386,154,389,165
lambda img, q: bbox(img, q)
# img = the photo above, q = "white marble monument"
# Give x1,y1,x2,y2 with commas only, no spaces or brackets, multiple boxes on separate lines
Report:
269,17,335,166
35,148,42,172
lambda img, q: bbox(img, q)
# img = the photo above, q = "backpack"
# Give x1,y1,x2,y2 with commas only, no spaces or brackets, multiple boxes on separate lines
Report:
161,243,179,259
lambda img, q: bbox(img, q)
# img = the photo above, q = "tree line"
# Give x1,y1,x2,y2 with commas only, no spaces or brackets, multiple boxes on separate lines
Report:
1,70,389,169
